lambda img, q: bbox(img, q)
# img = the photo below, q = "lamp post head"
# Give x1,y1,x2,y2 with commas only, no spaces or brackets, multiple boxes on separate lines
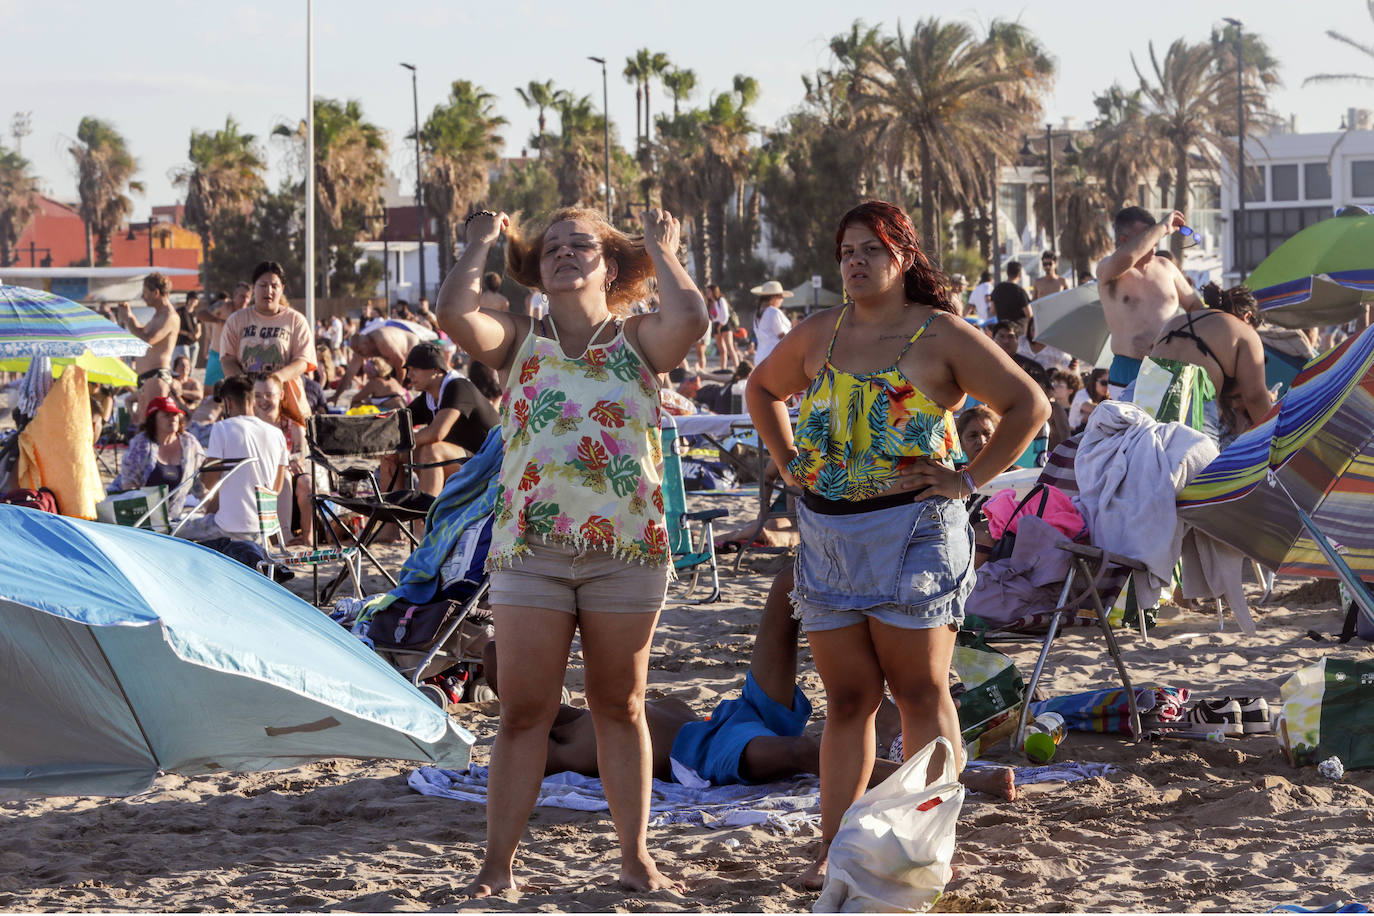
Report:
588,55,605,65
1019,136,1033,158
399,62,416,72
1222,16,1241,27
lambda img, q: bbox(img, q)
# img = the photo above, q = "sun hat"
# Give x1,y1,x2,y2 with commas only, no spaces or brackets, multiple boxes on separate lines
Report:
403,342,450,372
749,280,794,298
146,395,184,417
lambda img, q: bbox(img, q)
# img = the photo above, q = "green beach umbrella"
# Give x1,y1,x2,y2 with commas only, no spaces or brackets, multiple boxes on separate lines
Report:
1247,206,1374,329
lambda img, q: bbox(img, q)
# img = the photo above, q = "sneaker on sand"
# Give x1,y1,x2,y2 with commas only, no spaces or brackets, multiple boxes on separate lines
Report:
1186,698,1242,736
1231,696,1271,734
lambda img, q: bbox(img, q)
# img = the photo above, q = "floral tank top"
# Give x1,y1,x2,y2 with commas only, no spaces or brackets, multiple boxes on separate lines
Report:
788,308,963,501
486,315,669,570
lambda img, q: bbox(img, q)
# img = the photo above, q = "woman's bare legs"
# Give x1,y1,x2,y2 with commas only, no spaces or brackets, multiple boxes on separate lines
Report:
870,619,963,785
798,622,886,889
461,604,577,898
578,609,679,892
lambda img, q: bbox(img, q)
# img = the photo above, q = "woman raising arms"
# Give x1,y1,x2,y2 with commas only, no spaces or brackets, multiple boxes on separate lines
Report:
745,200,1049,887
437,207,707,897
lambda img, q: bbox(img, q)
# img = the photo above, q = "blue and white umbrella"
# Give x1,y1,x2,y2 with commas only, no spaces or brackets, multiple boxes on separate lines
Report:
0,506,474,797
0,283,146,358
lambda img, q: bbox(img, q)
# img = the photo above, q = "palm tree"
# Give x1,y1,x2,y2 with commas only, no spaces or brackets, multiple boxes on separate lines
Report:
0,147,41,267
514,79,564,156
274,98,388,297
421,80,507,275
623,56,647,147
172,117,267,287
551,94,610,208
1083,85,1168,210
852,19,1046,254
1304,0,1374,88
661,68,697,117
1133,38,1279,259
1031,165,1113,282
68,117,143,266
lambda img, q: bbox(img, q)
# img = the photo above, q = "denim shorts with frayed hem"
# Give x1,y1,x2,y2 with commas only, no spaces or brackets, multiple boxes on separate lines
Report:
791,495,974,633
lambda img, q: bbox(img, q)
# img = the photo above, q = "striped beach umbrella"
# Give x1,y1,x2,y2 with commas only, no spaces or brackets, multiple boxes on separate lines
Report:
0,284,146,358
1248,206,1374,329
1178,323,1374,579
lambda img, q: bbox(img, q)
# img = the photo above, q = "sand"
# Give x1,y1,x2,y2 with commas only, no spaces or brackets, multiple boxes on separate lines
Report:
4,483,1374,912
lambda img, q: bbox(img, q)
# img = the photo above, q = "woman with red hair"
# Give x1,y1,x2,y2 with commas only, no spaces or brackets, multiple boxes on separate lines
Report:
746,200,1048,887
437,207,707,897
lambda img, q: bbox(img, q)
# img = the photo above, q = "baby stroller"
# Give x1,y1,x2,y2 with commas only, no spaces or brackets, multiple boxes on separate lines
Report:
360,512,496,707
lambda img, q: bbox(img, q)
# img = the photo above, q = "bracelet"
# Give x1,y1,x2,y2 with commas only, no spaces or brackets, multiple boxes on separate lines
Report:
463,209,496,226
960,470,979,498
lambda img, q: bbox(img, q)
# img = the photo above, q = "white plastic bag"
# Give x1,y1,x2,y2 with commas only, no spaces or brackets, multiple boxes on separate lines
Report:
814,736,965,913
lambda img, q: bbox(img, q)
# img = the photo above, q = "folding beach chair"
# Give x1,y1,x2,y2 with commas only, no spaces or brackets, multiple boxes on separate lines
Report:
305,410,433,603
661,416,729,603
252,486,363,600
984,436,1152,751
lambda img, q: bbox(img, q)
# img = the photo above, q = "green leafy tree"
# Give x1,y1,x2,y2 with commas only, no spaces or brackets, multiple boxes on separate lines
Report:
69,117,144,266
514,79,565,156
1134,36,1280,259
488,158,561,222
661,68,697,117
172,116,267,288
420,80,507,275
0,147,41,267
274,98,388,297
202,181,304,298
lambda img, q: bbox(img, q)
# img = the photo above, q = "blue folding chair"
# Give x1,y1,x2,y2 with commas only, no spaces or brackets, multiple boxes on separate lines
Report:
661,417,729,603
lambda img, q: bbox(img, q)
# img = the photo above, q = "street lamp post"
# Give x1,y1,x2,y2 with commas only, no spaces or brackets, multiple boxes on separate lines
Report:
126,215,155,266
401,62,426,301
1021,128,1080,262
588,56,612,221
366,212,390,304
1224,17,1245,281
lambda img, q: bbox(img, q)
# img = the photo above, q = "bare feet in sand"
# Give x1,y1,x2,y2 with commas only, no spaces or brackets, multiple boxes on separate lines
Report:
459,867,515,899
795,842,829,891
619,857,683,894
961,764,1017,801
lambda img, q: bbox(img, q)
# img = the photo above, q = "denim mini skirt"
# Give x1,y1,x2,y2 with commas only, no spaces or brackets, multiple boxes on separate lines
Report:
791,494,974,633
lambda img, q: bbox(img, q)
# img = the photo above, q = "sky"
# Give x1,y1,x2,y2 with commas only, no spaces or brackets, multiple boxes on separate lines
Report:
3,0,1369,210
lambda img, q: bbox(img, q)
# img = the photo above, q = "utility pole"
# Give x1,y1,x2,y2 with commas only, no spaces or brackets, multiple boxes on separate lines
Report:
11,111,32,156
1225,17,1246,281
401,63,426,301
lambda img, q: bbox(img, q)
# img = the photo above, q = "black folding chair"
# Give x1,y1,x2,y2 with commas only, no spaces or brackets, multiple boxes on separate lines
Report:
307,410,433,603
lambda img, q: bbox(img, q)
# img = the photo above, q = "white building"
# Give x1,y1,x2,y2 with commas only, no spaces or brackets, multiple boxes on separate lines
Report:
1219,110,1374,279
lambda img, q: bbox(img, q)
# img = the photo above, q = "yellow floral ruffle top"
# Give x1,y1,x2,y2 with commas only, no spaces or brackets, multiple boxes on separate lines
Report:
788,309,963,501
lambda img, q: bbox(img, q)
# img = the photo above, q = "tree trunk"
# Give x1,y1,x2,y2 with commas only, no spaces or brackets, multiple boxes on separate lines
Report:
975,201,991,262
199,229,212,292
644,81,653,146
95,227,111,267
694,208,711,287
708,198,726,286
537,110,546,157
84,222,94,267
437,217,454,279
918,143,937,260
634,86,643,147
1170,145,1190,263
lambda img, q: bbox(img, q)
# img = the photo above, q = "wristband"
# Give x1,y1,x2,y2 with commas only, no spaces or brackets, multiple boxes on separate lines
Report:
961,470,979,498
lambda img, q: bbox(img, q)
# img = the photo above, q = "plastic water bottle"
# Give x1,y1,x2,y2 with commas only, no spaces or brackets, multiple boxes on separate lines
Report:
1023,712,1067,763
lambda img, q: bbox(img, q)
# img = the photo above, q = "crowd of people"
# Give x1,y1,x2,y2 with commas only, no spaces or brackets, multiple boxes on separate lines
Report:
61,193,1369,901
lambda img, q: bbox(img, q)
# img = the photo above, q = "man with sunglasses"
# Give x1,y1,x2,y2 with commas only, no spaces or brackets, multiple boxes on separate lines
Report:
1097,206,1202,398
1032,251,1070,301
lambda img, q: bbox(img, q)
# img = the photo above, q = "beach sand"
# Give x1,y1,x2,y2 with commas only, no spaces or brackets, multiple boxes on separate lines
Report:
3,488,1373,912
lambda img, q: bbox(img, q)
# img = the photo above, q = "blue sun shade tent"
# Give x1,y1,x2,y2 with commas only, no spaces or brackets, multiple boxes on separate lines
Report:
0,505,473,797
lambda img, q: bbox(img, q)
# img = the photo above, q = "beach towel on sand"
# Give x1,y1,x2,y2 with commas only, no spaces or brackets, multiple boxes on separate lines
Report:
18,366,103,519
406,762,1114,833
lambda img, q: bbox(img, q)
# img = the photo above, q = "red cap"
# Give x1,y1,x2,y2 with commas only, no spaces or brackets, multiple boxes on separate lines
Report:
146,395,185,417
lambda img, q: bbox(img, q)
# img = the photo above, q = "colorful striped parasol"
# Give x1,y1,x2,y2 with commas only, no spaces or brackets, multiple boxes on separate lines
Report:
0,284,147,359
1178,324,1374,579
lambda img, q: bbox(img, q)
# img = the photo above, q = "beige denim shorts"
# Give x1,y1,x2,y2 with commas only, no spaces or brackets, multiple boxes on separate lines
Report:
488,537,669,615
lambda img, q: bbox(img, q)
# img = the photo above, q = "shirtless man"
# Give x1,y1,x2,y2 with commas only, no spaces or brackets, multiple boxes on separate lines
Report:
1097,207,1203,397
1032,251,1070,301
329,316,434,405
476,274,510,312
484,567,1017,799
169,355,203,412
115,272,180,425
1148,283,1272,439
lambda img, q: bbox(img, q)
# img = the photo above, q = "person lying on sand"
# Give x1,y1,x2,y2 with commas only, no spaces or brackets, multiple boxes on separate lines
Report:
483,566,1016,801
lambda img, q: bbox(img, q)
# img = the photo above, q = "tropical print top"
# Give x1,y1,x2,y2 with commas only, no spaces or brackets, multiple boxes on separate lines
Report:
788,308,963,500
486,316,669,570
